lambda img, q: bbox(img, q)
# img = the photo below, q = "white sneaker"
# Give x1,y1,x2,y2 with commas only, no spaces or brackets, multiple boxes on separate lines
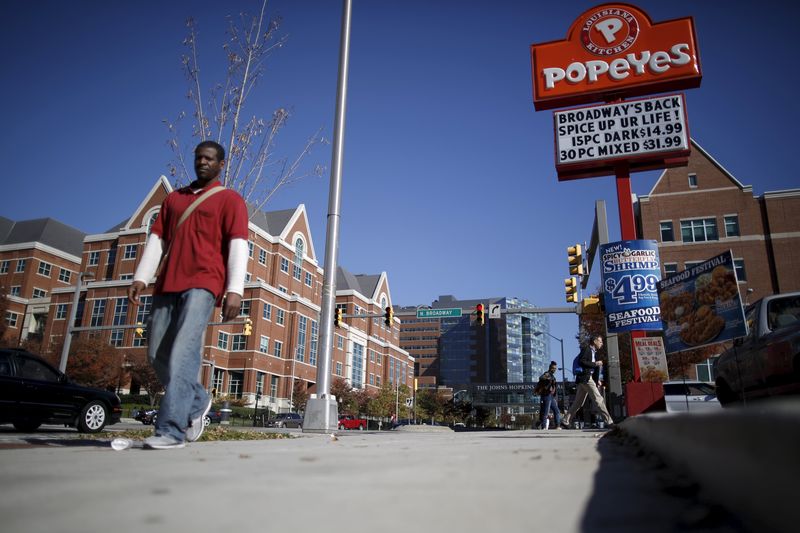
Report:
186,398,213,442
144,435,186,450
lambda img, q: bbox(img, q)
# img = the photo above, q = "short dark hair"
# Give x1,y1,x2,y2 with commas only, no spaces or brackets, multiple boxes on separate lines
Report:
549,361,558,367
195,140,225,162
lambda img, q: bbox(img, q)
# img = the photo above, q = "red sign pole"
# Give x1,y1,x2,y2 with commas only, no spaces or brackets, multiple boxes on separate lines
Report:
614,162,644,382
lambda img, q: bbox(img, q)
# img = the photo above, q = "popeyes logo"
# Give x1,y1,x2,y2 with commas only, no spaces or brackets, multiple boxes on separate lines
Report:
531,3,701,110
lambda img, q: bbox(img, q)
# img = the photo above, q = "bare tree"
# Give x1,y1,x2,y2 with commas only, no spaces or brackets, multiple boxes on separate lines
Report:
165,0,327,210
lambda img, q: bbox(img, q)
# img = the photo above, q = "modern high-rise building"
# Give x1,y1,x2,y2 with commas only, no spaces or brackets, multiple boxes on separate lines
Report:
398,295,551,399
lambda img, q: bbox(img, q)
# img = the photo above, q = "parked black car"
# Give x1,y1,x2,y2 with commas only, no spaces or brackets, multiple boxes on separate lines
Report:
0,348,122,433
134,408,158,425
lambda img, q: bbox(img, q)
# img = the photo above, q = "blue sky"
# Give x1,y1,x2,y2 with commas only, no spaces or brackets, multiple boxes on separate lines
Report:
4,0,799,366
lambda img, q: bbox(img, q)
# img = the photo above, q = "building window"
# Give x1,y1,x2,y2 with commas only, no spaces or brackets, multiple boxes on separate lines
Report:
10,286,20,297
263,303,272,321
245,272,251,282
38,261,52,277
659,221,674,242
681,218,718,243
90,300,106,327
6,312,20,328
258,248,267,265
113,298,128,326
688,173,698,188
337,335,344,350
55,304,68,320
239,300,251,316
696,357,718,382
87,252,99,267
279,286,288,294
107,246,117,265
123,245,136,260
248,241,254,258
0,260,8,274
309,320,318,366
724,215,740,237
684,261,702,272
270,375,279,398
274,340,283,358
305,272,312,287
335,361,343,376
280,257,289,274
119,274,133,281
231,334,246,351
352,343,365,389
255,372,264,396
15,259,26,273
32,288,47,299
110,329,124,347
293,264,302,281
259,335,269,354
217,331,229,350
369,373,375,385
59,268,71,283
663,263,678,277
376,376,381,387
133,296,151,347
733,259,747,281
296,316,307,363
276,308,285,326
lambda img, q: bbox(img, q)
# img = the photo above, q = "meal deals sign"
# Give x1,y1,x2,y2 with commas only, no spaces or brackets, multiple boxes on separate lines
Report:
530,3,701,111
657,250,748,354
554,93,690,179
632,337,669,382
600,240,663,333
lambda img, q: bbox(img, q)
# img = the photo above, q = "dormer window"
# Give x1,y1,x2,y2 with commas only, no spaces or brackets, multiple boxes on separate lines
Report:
688,173,698,188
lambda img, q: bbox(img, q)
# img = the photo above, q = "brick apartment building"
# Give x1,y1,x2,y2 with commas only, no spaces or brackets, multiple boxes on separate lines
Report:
6,177,410,413
0,217,85,346
637,138,800,379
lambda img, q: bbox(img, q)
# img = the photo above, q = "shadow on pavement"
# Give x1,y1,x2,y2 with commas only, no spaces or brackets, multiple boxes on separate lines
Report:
581,430,750,533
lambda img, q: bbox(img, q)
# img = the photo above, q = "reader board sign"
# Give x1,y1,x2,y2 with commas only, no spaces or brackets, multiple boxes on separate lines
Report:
600,240,663,333
633,337,669,382
657,250,747,354
530,3,701,110
554,94,689,178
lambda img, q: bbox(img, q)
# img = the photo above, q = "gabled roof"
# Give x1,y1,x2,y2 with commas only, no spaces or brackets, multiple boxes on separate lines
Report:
248,205,296,236
0,217,86,257
118,175,173,232
336,266,389,304
646,138,747,197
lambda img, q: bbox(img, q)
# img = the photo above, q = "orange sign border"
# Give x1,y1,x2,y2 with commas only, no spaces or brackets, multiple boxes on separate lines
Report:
531,3,702,111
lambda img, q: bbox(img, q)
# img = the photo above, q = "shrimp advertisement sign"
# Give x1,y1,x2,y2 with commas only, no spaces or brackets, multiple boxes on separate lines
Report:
600,240,663,333
657,250,747,354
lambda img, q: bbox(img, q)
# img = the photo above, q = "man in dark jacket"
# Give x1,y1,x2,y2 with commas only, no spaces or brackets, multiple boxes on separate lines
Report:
562,334,614,429
536,361,561,429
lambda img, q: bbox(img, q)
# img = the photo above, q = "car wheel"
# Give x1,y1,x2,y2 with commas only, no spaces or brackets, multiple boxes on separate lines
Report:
203,416,211,427
278,421,284,428
13,420,42,432
338,424,345,430
78,400,108,433
358,424,364,430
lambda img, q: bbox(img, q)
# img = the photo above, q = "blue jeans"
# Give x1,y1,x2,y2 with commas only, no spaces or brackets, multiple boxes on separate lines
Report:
147,289,215,442
540,393,561,427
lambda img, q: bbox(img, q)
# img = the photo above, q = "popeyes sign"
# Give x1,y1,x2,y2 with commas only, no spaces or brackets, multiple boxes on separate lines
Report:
531,3,701,110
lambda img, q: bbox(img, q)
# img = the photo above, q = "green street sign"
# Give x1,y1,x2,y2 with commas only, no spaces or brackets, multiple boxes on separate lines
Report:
416,308,463,319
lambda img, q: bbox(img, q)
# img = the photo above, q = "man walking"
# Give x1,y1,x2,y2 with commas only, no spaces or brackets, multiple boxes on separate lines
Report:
562,334,615,429
128,140,248,449
536,361,561,430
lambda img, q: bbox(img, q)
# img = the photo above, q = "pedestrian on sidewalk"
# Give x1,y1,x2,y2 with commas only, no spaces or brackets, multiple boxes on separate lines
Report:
562,334,615,429
536,361,562,430
128,140,248,450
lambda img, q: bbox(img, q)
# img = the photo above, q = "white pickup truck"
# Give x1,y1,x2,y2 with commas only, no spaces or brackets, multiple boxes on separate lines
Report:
714,292,800,404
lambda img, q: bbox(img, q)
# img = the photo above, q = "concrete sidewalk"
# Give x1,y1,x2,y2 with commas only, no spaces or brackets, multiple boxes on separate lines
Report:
0,425,731,533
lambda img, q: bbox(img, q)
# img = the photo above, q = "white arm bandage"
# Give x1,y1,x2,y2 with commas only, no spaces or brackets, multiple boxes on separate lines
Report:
133,233,164,284
225,238,248,296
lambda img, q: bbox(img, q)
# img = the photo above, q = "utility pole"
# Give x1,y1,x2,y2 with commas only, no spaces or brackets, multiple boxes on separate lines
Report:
304,0,352,433
59,272,91,373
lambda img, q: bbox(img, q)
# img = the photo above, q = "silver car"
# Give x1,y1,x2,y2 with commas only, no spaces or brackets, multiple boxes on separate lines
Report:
663,381,721,413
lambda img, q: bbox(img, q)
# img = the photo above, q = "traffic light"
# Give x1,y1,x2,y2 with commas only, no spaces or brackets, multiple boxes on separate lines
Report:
243,317,253,336
567,244,584,276
334,307,343,327
581,296,601,314
475,303,485,326
565,277,578,303
384,306,394,326
134,322,144,337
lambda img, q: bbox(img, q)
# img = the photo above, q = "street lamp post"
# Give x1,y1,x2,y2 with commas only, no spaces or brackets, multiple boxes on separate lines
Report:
253,392,261,427
59,272,94,373
534,331,566,411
